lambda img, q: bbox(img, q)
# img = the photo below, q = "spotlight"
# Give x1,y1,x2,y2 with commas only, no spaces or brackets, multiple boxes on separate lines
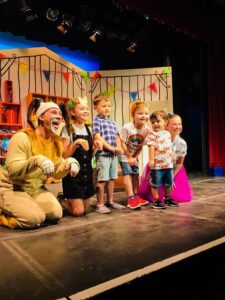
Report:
46,8,59,22
57,14,75,34
0,0,9,3
127,42,138,53
18,0,37,22
89,29,103,43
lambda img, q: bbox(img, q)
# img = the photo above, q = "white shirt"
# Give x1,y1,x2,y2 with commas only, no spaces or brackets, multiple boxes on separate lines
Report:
119,122,150,162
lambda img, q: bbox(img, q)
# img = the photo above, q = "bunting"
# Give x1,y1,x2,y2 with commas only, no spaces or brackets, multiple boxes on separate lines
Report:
43,70,50,81
19,62,28,76
81,71,89,81
148,82,158,93
92,71,101,81
63,72,70,84
130,91,138,101
162,67,171,76
67,99,73,110
102,90,111,96
109,86,115,96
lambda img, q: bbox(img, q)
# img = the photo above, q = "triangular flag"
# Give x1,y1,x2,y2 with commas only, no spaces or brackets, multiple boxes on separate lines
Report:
43,70,50,81
148,82,158,93
67,99,73,110
19,62,28,76
130,91,138,101
103,90,111,96
162,67,171,76
93,71,101,81
109,86,115,96
81,71,89,81
63,72,70,84
0,53,5,59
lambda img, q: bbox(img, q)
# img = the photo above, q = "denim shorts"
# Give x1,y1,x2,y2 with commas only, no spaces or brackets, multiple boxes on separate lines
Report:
120,161,139,176
96,155,118,181
150,168,173,188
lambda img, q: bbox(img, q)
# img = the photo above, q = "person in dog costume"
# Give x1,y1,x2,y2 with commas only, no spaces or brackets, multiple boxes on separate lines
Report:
0,99,80,229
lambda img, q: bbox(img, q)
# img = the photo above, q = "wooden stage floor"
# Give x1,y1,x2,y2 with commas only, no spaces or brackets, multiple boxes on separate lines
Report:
0,175,225,299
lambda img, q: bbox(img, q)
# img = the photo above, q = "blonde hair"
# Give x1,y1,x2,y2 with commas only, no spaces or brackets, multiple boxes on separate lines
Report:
150,110,169,123
130,101,149,118
69,97,88,121
93,94,110,106
168,113,182,121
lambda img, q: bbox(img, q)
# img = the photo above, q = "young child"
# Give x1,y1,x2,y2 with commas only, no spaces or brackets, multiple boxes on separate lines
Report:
60,96,99,217
92,94,125,214
118,101,150,209
138,113,193,203
166,113,193,201
147,110,179,209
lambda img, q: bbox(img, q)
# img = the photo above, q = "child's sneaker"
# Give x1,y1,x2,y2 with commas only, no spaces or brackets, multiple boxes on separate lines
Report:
109,202,126,210
127,196,141,210
165,198,179,207
153,200,166,209
96,205,111,214
135,195,149,206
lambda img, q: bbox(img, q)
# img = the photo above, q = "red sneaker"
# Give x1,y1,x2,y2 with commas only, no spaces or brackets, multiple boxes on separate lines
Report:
127,196,141,209
135,195,149,206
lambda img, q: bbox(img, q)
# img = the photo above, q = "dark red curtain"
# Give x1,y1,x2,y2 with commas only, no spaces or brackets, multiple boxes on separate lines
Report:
208,16,225,168
115,0,225,168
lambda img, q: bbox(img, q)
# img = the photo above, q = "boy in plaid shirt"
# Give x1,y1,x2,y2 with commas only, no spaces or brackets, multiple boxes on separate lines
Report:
92,94,125,213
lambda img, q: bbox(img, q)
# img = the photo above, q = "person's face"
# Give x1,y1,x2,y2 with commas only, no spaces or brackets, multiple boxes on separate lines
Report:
150,115,167,132
133,107,149,127
95,100,111,118
39,108,62,134
167,116,182,136
72,103,90,123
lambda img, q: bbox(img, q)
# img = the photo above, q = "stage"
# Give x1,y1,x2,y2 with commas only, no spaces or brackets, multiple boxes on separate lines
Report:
0,175,225,299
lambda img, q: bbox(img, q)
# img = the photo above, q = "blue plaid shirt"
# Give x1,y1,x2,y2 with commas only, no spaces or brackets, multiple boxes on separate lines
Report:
93,115,117,155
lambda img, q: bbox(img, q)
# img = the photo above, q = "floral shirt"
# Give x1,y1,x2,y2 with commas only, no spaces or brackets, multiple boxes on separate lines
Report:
147,130,173,169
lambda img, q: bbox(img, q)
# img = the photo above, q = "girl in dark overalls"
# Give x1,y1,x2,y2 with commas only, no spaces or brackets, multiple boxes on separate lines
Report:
60,97,100,216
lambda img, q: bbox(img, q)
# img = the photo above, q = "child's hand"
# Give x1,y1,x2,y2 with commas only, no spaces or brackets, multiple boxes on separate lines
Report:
70,161,80,177
94,139,103,150
148,160,154,168
128,157,137,166
114,146,122,154
75,139,89,151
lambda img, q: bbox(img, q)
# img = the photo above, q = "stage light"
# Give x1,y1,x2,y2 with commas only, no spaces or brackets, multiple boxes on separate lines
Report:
46,8,59,22
89,29,103,43
18,0,37,22
57,14,75,34
127,41,138,53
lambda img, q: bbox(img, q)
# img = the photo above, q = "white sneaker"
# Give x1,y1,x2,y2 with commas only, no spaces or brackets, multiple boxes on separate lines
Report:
110,203,126,210
96,205,111,214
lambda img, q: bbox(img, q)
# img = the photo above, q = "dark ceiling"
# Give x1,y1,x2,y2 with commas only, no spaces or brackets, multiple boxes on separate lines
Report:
0,0,156,53
0,0,225,70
